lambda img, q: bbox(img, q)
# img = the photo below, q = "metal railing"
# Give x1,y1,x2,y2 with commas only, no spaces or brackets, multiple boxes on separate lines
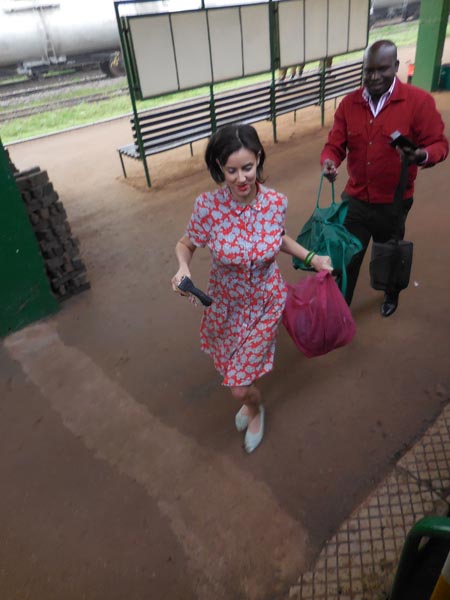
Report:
390,516,450,600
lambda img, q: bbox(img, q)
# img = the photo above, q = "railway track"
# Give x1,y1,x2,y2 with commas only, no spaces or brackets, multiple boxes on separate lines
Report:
0,74,110,101
0,70,128,123
0,68,103,91
0,88,129,123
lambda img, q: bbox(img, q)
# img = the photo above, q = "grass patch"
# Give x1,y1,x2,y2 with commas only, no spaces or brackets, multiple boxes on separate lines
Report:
1,97,135,141
370,20,420,46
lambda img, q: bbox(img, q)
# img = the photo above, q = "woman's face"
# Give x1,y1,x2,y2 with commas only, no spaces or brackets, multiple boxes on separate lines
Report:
221,147,259,203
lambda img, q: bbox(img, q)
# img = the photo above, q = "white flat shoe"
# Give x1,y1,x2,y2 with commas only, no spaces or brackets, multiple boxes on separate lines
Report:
244,405,265,454
235,405,249,432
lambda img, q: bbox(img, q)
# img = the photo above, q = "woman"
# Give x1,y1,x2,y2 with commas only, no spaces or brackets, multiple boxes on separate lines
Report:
171,124,332,453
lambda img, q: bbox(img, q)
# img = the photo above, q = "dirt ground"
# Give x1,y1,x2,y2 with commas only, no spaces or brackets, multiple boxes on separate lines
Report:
1,47,450,600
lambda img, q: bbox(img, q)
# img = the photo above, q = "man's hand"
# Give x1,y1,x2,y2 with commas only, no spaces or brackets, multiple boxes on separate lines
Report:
322,159,338,182
396,146,427,165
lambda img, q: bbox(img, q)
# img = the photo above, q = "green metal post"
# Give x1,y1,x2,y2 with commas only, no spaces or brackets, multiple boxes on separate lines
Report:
320,59,326,127
0,141,58,337
390,516,450,600
268,0,278,143
205,10,216,136
412,0,450,91
209,84,217,133
115,7,151,188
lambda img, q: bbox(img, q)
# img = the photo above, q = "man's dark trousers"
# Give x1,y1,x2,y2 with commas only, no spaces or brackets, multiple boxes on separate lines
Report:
342,194,414,305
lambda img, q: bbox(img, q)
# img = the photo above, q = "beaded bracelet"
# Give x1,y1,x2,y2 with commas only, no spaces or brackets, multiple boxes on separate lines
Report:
304,251,316,267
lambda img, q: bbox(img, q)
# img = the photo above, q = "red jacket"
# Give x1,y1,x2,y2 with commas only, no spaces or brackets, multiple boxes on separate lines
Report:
320,78,449,203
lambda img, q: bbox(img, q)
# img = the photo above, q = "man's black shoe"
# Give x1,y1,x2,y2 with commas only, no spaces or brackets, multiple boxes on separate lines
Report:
380,292,399,317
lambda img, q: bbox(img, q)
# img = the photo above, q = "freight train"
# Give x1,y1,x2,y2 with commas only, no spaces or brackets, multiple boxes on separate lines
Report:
0,0,124,77
0,0,191,77
4,0,410,78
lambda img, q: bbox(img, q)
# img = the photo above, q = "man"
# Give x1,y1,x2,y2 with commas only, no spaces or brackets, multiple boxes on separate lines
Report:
321,40,448,316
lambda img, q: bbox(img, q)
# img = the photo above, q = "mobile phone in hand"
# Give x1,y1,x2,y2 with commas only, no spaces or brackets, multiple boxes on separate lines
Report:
390,130,418,152
177,276,213,307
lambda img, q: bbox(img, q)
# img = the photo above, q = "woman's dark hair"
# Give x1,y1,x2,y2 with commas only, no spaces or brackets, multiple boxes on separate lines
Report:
205,123,266,183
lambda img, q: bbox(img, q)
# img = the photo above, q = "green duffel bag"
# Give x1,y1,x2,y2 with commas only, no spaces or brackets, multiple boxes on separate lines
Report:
293,175,363,298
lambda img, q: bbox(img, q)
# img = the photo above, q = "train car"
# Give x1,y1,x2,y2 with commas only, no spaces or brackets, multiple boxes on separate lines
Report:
0,0,178,77
0,0,124,77
0,0,336,78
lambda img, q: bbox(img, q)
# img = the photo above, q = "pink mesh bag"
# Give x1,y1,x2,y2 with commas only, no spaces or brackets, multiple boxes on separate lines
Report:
282,271,356,358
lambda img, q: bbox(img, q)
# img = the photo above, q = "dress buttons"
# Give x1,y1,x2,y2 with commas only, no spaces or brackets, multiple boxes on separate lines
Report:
369,119,373,124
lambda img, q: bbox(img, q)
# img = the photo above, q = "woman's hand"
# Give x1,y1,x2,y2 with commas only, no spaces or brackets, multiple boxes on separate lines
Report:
171,267,191,295
172,237,196,295
281,236,333,273
311,254,333,272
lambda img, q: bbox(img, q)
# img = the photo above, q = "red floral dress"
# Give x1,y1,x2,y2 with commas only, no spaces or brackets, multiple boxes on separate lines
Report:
186,184,287,386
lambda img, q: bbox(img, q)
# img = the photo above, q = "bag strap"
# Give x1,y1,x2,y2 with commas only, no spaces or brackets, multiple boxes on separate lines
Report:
325,238,348,298
392,156,409,241
340,240,348,299
316,173,335,209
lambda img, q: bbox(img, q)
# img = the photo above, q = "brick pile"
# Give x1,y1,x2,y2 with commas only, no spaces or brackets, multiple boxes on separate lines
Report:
14,166,90,301
5,147,18,175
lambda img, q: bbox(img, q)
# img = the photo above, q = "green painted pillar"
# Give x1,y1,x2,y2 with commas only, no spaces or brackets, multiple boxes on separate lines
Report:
412,0,450,91
0,140,58,337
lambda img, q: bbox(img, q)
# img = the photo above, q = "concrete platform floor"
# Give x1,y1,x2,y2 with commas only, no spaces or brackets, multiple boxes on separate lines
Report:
1,47,450,600
290,397,450,599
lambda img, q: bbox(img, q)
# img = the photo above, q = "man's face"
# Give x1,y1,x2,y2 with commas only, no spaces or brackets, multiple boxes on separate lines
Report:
363,46,399,98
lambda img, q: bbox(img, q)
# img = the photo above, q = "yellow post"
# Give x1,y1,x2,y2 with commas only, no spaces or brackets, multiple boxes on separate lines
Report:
431,551,450,600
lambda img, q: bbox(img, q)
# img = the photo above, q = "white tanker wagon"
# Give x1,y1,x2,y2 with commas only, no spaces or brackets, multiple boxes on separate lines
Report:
0,0,179,77
0,0,301,79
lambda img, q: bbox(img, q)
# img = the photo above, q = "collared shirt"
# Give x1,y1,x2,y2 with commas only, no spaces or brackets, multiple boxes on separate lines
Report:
320,77,448,204
362,78,396,117
363,78,428,164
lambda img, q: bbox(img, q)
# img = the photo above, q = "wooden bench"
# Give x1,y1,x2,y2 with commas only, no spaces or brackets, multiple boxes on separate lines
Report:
323,60,364,101
118,60,362,185
117,95,212,180
117,83,273,185
275,60,363,117
214,83,272,129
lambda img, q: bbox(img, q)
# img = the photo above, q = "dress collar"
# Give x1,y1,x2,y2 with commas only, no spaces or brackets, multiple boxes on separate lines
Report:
226,183,263,214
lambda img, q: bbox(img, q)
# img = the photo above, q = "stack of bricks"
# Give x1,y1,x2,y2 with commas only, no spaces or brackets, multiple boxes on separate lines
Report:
5,147,18,175
14,166,90,301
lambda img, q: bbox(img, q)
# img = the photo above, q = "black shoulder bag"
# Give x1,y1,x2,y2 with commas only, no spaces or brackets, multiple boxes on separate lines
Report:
369,156,414,292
